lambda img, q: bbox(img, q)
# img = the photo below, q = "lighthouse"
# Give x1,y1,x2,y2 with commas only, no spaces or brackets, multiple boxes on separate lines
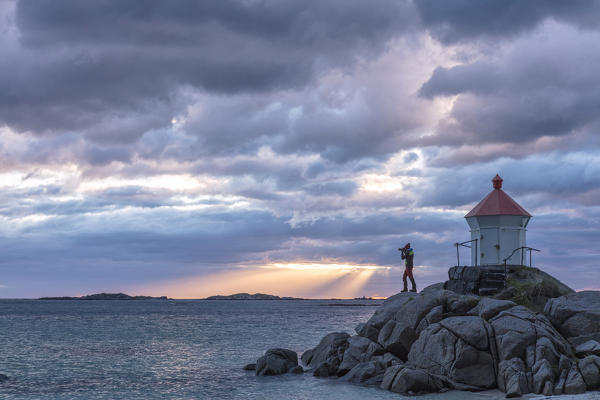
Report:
465,175,531,266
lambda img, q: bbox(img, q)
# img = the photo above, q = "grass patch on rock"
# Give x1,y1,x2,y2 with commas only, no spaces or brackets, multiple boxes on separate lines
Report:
495,266,573,312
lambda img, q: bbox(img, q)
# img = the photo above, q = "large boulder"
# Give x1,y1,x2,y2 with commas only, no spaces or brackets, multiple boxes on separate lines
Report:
532,359,554,394
564,365,586,394
408,316,496,389
377,320,417,360
340,360,386,385
497,358,529,398
355,322,380,343
544,291,600,346
491,305,572,362
301,332,349,377
365,292,416,330
386,366,445,395
575,340,600,358
578,355,600,390
338,335,383,375
468,297,516,321
490,305,575,395
255,348,298,376
415,305,444,335
394,290,479,330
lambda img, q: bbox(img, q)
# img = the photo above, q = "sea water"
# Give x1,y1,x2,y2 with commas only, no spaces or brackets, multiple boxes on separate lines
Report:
0,299,597,400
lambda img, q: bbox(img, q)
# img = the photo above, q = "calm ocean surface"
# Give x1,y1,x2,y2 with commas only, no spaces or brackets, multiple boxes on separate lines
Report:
0,299,596,400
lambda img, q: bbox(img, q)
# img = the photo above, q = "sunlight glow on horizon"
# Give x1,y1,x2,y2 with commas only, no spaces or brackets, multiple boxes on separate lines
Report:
131,262,391,299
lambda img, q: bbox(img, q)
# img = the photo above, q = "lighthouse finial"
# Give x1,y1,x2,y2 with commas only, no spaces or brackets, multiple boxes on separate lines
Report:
492,174,503,190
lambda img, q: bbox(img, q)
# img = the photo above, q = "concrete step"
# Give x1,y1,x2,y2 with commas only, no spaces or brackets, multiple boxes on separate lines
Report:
479,281,504,289
481,276,505,281
481,272,506,280
480,268,506,274
479,287,502,296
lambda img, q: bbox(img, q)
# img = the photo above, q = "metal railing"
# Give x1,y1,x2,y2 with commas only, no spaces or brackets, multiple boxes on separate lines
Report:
454,239,478,267
503,246,541,268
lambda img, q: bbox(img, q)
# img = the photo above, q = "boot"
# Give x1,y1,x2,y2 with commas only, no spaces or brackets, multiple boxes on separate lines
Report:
401,287,408,293
409,277,417,293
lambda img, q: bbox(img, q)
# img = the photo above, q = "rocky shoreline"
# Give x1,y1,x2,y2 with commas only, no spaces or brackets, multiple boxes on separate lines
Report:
246,277,600,398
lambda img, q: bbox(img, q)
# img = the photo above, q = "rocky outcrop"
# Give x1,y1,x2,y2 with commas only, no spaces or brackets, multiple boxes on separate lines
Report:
250,278,600,398
444,265,483,294
576,340,600,358
497,267,574,312
340,360,386,385
446,266,574,312
578,355,600,390
409,316,497,389
544,291,600,346
255,348,299,376
382,365,445,394
301,332,349,377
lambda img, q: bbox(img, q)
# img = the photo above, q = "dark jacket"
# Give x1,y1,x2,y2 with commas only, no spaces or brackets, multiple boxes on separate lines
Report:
402,248,414,268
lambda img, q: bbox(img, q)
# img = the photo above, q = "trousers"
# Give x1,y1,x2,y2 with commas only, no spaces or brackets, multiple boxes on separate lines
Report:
403,267,416,290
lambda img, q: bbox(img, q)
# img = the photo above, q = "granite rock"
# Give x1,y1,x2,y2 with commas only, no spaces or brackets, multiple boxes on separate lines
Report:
409,316,496,389
302,332,349,377
387,366,445,394
340,360,386,385
544,291,600,346
338,335,382,375
578,355,600,390
377,319,417,360
255,348,298,376
575,340,600,358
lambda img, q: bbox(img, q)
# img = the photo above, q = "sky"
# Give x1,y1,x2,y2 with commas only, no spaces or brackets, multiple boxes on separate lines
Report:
1,1,600,298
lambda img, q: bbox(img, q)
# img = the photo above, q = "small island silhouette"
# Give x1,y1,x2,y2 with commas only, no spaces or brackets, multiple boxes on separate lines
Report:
204,292,304,300
39,292,169,300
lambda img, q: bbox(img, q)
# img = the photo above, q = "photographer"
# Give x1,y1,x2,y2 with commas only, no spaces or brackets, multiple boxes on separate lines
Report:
399,243,417,292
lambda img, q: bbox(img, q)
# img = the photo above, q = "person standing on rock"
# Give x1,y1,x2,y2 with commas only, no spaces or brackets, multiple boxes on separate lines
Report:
399,243,416,292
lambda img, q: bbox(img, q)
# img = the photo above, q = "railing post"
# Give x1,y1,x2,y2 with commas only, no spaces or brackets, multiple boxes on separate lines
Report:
529,249,532,267
456,244,460,266
453,239,480,267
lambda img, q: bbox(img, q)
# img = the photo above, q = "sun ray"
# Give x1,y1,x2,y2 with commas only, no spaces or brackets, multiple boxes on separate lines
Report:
131,262,388,299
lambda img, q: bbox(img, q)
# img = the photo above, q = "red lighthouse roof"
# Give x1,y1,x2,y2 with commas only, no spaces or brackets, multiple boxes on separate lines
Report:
465,174,531,218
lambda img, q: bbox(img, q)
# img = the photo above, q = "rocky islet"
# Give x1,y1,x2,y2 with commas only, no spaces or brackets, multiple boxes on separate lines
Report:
247,284,600,397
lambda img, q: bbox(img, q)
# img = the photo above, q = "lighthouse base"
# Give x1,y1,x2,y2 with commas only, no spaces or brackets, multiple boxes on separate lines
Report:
444,265,519,296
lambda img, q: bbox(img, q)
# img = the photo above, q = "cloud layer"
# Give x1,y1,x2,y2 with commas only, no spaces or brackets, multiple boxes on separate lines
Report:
1,1,600,297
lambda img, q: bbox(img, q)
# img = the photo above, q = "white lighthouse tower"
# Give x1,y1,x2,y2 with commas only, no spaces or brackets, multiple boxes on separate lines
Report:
465,175,531,266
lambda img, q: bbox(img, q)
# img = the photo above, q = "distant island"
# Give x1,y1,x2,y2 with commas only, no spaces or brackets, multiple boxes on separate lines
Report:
39,292,169,300
204,293,304,300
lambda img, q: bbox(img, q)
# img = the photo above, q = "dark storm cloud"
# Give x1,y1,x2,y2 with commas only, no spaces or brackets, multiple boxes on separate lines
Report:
417,151,600,209
0,206,456,281
414,0,600,44
2,0,415,140
419,23,600,147
4,1,600,298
